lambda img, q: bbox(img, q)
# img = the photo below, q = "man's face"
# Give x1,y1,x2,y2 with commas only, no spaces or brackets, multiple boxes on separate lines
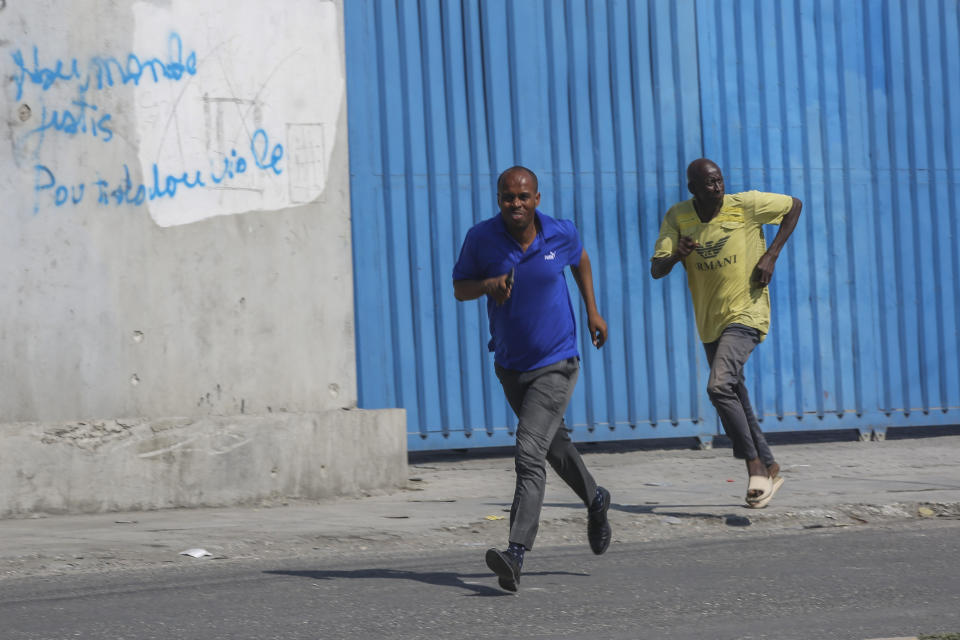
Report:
688,161,725,208
497,170,540,236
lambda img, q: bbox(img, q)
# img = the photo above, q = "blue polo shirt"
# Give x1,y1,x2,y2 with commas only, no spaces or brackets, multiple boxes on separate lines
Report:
453,210,582,372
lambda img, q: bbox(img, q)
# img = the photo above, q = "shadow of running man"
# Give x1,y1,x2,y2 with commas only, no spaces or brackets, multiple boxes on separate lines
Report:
540,500,753,527
265,568,587,597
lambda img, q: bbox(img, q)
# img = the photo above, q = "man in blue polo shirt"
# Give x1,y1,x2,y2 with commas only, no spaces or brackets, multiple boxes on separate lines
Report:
453,166,611,592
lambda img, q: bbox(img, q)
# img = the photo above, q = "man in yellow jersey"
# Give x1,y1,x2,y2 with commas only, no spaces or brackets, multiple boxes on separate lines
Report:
650,158,802,508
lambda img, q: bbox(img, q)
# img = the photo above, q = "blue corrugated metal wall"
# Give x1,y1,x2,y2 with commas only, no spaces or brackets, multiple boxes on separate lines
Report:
344,0,960,452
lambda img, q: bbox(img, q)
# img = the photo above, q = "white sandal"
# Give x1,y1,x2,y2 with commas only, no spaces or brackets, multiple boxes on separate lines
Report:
746,475,772,505
747,475,784,509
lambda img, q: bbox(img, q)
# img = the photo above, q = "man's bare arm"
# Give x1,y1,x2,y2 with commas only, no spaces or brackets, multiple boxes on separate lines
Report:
754,197,803,286
454,274,512,304
570,248,608,348
650,236,699,279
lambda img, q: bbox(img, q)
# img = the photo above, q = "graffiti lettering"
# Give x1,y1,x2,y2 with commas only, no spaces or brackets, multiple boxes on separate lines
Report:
251,129,284,175
210,149,250,184
25,99,114,146
32,128,285,213
12,33,197,100
149,164,206,200
95,165,147,206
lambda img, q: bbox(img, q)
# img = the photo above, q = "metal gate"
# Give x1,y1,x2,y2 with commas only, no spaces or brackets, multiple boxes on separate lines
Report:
344,0,960,451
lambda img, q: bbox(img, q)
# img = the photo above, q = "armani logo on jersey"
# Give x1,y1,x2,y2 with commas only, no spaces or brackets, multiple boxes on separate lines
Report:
695,254,738,271
693,235,730,259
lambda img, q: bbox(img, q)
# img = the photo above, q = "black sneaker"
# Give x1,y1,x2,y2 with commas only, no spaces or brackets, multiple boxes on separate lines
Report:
587,486,612,555
485,547,521,592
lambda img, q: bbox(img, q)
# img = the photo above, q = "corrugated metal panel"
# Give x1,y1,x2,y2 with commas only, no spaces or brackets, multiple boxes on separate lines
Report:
344,0,960,452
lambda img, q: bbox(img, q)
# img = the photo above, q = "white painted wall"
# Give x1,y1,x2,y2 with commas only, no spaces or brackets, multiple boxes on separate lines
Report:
1,0,358,423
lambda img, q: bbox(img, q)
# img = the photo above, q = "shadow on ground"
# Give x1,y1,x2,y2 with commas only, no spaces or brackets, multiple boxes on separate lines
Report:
265,568,589,597
533,500,754,527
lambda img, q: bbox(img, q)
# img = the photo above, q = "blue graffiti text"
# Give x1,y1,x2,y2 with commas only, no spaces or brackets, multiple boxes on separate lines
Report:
251,129,284,175
25,98,114,147
33,129,285,213
13,33,197,100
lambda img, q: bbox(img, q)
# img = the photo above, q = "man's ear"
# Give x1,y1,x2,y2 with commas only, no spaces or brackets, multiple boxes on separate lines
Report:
687,182,694,195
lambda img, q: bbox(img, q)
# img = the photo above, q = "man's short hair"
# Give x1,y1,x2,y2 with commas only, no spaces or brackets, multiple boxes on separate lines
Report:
686,158,720,182
497,166,539,193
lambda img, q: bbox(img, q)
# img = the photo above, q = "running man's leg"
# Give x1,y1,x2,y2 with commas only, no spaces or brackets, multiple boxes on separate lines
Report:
546,417,597,507
495,358,580,550
704,324,763,463
735,377,775,468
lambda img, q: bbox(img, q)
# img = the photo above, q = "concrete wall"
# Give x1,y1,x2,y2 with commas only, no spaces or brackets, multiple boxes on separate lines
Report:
0,0,405,515
0,409,406,517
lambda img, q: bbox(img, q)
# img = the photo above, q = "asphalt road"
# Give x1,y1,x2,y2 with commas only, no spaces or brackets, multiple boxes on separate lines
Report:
2,519,958,640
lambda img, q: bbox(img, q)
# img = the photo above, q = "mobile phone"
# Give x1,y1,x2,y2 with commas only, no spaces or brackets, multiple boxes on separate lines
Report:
505,267,514,287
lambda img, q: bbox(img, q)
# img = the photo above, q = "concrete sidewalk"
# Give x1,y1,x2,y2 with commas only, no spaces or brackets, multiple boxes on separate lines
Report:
1,431,958,580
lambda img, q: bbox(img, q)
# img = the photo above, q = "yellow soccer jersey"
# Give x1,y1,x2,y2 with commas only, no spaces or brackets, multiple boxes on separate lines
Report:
652,190,794,344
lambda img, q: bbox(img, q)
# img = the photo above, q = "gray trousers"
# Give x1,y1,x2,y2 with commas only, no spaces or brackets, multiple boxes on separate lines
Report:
703,324,775,466
495,357,597,550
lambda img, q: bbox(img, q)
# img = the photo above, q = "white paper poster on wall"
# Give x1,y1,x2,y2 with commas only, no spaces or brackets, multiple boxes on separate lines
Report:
131,0,344,227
